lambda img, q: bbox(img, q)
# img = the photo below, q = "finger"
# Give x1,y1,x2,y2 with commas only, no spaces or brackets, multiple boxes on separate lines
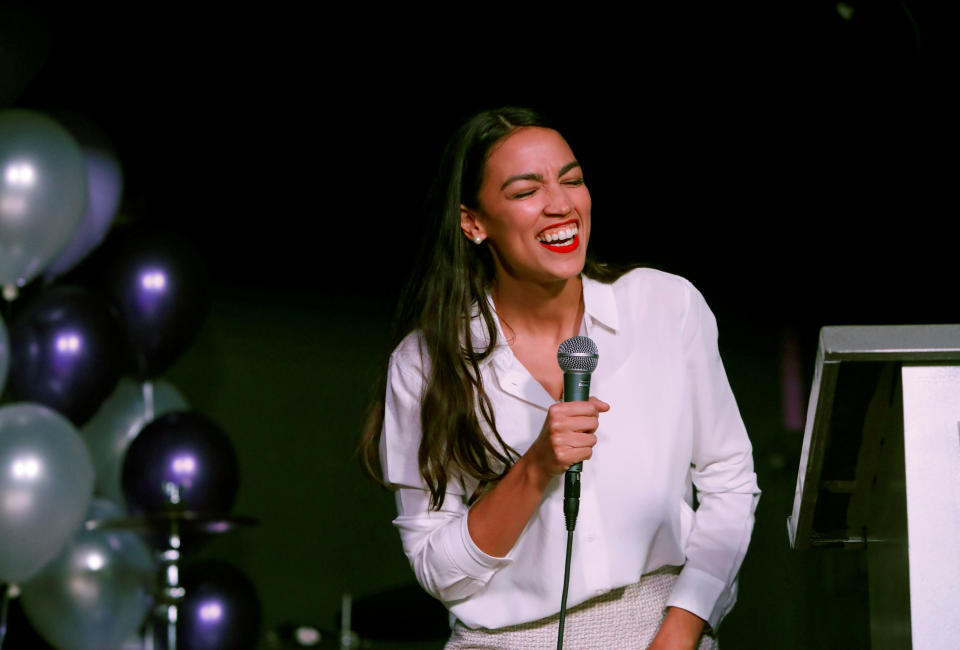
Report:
561,450,593,469
560,445,594,467
549,415,600,437
588,396,611,411
569,432,598,449
552,431,598,451
551,401,604,417
567,415,601,434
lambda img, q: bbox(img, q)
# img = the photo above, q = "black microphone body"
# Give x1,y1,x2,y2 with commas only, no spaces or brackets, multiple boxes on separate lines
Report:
557,336,599,532
562,370,592,473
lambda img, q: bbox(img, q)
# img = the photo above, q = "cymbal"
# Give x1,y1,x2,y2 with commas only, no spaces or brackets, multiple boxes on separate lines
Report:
85,511,259,534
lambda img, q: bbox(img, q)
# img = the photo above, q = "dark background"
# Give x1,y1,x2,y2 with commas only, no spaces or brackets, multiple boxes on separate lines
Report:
2,2,955,648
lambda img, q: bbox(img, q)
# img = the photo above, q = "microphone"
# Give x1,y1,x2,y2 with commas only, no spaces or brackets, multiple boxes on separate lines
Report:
556,336,598,532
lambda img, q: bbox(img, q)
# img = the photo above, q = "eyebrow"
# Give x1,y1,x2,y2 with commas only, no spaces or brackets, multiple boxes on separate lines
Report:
500,160,582,190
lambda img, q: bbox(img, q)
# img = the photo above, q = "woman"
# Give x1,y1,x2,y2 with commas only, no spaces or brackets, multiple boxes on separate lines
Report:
360,107,759,649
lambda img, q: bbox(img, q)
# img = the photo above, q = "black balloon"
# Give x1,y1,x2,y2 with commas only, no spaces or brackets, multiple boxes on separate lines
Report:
105,226,207,378
121,411,239,515
9,286,123,425
179,560,261,650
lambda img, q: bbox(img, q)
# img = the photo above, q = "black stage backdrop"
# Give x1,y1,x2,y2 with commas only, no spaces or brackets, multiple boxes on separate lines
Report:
2,3,954,648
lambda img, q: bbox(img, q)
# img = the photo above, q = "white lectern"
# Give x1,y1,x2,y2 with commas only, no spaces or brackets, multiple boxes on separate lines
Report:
788,325,960,650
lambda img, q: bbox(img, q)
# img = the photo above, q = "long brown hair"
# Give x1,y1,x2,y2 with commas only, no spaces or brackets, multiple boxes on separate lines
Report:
358,107,625,509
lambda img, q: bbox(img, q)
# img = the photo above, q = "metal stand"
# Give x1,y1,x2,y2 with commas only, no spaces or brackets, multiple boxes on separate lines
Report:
152,482,186,650
339,593,358,649
88,485,257,650
789,326,960,649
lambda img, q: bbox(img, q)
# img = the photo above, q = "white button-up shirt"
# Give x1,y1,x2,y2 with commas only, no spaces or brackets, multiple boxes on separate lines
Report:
380,268,760,630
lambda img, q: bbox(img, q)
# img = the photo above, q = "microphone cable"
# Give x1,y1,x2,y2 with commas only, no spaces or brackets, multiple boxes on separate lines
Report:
557,469,580,650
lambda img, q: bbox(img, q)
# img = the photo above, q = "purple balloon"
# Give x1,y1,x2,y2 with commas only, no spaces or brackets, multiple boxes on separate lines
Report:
121,411,238,515
180,560,260,650
106,227,208,378
9,286,124,425
43,112,124,280
44,147,123,279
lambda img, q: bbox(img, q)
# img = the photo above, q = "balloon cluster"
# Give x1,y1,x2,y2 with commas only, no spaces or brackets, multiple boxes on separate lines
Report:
0,109,259,649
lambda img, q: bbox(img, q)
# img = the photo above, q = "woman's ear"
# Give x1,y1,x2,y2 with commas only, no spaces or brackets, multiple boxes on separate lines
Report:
460,205,487,244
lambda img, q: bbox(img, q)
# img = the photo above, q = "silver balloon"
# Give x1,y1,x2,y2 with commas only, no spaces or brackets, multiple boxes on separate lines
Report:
0,313,8,397
0,403,94,584
82,378,188,505
0,109,87,293
20,499,155,650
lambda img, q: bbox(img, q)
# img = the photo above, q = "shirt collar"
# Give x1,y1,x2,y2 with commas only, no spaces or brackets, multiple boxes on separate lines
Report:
470,274,620,369
582,274,620,333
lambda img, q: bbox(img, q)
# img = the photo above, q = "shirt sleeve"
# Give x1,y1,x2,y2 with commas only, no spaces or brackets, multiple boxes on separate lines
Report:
665,283,761,630
379,350,512,603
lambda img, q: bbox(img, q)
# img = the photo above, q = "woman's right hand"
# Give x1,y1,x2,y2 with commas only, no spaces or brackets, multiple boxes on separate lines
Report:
467,396,610,557
525,396,610,482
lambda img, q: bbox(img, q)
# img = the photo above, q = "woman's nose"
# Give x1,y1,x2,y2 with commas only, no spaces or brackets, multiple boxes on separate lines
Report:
543,182,572,215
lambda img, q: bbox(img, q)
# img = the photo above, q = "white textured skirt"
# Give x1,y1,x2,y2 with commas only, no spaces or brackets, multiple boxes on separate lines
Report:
444,566,718,650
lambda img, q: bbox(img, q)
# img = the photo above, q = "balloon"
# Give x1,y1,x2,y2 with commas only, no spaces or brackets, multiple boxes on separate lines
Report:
121,411,239,515
83,377,189,505
44,151,123,280
105,227,208,378
19,499,155,650
42,112,124,280
8,285,124,425
0,313,9,397
0,110,87,294
179,560,261,650
0,403,94,584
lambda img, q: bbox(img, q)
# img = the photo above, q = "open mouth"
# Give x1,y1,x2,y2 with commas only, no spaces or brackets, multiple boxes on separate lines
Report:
536,222,579,253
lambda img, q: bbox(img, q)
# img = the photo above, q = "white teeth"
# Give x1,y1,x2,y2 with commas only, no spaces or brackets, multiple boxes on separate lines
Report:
537,224,578,243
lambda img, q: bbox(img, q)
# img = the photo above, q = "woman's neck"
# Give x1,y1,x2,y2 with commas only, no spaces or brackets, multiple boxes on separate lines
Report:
492,274,584,345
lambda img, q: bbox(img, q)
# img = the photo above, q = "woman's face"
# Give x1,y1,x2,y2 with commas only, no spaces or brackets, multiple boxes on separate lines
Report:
461,127,591,286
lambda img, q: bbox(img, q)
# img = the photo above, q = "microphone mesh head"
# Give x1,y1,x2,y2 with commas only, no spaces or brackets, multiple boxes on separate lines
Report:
557,336,599,373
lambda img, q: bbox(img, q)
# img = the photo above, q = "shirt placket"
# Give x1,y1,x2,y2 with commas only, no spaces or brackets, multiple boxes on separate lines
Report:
572,313,613,597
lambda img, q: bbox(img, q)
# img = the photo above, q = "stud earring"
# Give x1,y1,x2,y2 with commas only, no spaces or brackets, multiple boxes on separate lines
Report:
474,236,484,244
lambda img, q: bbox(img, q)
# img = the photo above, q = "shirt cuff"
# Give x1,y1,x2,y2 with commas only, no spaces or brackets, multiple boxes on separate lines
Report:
665,566,734,630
